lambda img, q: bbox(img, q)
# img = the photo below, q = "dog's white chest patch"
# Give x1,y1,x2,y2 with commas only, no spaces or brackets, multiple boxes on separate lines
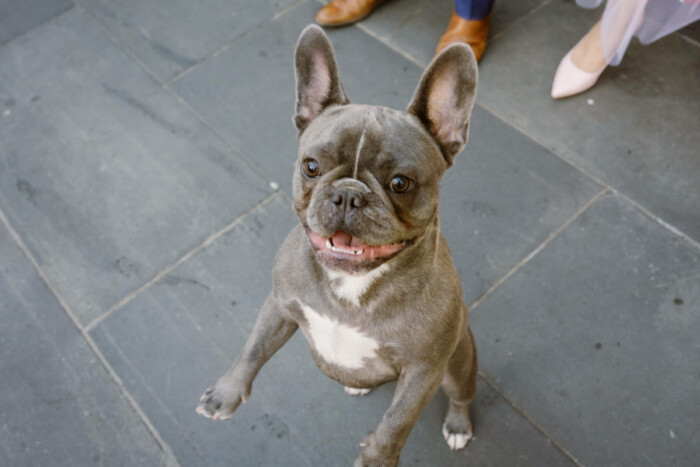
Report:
327,263,389,307
301,305,379,369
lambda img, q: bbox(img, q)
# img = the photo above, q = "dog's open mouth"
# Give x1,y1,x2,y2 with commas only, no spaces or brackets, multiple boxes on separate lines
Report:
306,230,409,263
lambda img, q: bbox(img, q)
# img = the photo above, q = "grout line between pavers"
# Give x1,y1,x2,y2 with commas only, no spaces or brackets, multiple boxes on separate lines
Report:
475,100,608,190
468,188,608,312
488,0,553,43
311,0,429,68
387,3,425,38
613,188,700,251
161,83,280,187
477,371,583,466
166,0,309,85
85,192,280,332
345,0,555,69
489,0,698,51
355,22,427,68
279,189,294,205
0,205,181,467
679,33,700,48
73,2,166,86
475,99,700,253
99,328,210,463
76,1,280,190
0,4,75,48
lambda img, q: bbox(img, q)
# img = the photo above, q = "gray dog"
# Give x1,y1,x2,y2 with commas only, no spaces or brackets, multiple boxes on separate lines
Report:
197,25,479,466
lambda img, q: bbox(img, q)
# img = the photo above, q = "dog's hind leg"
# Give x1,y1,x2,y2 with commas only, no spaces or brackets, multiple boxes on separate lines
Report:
440,315,478,451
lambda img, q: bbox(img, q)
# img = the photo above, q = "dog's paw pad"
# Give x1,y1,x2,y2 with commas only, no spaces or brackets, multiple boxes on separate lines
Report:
442,423,472,451
344,386,371,396
196,386,238,420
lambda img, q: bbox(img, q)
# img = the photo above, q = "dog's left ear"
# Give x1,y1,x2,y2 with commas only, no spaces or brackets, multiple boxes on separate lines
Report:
293,25,350,136
407,44,477,166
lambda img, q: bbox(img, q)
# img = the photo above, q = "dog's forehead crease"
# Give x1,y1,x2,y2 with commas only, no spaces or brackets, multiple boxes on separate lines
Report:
301,105,439,167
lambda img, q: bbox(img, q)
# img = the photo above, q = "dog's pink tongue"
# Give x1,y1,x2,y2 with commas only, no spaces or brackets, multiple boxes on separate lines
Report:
331,231,367,248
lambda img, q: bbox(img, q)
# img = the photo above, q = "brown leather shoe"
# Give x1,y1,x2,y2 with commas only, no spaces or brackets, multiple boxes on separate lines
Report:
435,12,490,61
316,0,383,27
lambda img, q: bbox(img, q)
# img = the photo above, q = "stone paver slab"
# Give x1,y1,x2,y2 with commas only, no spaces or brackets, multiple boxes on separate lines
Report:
0,220,175,467
0,0,72,45
471,194,700,465
75,0,300,81
441,106,602,304
0,9,271,325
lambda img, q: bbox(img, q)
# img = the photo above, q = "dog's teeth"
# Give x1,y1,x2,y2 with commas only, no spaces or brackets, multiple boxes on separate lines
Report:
325,238,364,255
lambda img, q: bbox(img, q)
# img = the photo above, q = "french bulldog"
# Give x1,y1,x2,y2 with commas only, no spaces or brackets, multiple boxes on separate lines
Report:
197,25,478,466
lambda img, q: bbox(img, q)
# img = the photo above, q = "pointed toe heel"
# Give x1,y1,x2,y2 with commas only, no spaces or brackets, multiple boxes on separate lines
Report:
551,51,606,99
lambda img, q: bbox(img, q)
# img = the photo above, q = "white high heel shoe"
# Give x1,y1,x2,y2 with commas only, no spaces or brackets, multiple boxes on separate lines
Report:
551,6,645,99
550,50,606,99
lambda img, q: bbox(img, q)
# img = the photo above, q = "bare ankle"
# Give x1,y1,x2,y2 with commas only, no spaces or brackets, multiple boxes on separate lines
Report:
571,21,607,72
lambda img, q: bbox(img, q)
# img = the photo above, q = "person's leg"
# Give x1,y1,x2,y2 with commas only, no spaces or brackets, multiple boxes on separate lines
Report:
436,0,495,60
316,0,386,27
570,20,606,73
454,0,494,21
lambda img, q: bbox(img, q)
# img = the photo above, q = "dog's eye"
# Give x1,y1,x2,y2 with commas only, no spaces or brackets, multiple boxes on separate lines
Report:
389,175,412,194
302,159,321,178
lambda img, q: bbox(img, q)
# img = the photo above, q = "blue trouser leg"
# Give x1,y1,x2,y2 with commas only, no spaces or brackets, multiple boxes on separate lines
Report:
454,0,495,20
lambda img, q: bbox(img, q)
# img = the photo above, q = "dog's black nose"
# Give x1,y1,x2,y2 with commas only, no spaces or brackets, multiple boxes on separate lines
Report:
330,178,370,218
331,189,366,210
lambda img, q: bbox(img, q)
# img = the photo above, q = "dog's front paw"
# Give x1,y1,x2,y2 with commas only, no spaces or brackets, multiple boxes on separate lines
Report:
442,403,473,450
354,434,400,467
442,422,472,450
196,380,250,420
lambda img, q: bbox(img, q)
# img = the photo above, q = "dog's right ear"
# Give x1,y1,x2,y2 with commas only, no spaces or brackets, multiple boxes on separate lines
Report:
293,25,350,136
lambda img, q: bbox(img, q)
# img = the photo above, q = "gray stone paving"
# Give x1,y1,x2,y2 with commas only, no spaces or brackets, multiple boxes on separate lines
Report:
0,0,698,466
